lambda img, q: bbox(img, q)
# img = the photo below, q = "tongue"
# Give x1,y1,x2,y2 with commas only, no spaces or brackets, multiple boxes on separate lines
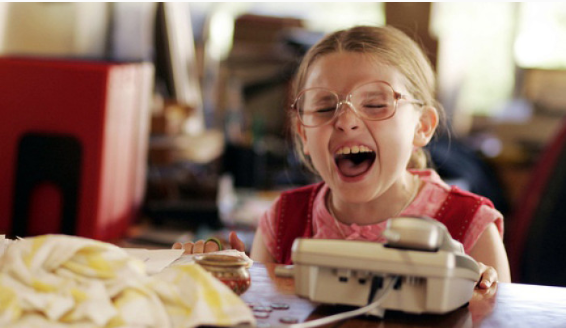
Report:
336,158,371,177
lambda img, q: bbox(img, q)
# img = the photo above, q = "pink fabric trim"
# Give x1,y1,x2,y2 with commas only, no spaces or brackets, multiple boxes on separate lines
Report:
311,183,389,243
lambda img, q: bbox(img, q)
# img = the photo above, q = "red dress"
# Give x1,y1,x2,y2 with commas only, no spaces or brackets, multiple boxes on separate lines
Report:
265,171,498,264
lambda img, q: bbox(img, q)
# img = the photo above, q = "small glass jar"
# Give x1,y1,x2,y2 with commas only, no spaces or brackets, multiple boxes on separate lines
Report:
195,254,251,295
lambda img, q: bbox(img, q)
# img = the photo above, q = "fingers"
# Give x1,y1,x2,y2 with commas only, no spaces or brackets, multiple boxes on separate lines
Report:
229,231,246,252
182,242,194,255
476,262,498,289
172,241,194,255
172,232,244,255
193,240,205,253
204,239,220,252
172,239,220,254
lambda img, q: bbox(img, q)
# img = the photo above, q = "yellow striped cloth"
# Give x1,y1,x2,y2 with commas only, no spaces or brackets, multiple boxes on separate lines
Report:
0,235,255,328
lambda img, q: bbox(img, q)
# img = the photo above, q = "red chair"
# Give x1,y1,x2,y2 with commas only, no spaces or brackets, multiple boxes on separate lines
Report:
505,117,566,286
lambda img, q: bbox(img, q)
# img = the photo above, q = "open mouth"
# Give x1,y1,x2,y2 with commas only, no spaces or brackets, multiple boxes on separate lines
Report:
334,146,376,178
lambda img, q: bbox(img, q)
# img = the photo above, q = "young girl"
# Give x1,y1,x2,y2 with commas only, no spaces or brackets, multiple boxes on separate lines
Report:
174,25,511,288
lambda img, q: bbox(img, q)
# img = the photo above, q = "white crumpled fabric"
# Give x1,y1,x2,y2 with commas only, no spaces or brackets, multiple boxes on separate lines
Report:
0,234,255,328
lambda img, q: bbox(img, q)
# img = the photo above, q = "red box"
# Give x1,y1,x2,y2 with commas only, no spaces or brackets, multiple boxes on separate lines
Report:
0,57,153,241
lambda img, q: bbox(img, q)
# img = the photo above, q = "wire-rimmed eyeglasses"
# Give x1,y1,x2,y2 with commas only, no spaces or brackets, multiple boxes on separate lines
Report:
291,80,424,127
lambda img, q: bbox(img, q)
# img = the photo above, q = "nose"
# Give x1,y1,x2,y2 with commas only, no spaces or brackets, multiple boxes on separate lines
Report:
334,101,360,131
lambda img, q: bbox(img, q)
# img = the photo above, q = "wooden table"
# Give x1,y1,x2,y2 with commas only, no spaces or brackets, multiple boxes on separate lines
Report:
240,263,566,327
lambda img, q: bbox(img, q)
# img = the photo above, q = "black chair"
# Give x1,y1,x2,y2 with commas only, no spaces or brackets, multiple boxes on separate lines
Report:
427,136,509,215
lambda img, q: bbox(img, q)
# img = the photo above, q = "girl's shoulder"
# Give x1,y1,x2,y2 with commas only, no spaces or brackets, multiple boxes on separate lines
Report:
261,182,327,224
409,168,451,191
406,168,458,216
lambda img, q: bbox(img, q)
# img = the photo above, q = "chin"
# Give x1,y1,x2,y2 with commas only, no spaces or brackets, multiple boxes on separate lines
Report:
331,178,379,199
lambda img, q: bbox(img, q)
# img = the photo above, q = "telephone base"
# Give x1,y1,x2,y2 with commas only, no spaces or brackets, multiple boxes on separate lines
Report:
292,238,479,315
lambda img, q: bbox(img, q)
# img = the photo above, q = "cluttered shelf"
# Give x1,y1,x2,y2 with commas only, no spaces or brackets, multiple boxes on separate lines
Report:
118,187,282,253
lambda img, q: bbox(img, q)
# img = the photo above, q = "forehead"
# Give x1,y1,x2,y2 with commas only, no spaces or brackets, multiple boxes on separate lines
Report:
304,52,407,93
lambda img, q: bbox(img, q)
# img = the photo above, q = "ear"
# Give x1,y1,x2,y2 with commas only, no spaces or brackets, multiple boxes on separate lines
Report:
413,106,439,147
297,119,310,155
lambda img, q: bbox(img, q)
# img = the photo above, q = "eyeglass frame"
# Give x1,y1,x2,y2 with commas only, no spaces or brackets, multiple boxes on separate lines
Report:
291,80,425,128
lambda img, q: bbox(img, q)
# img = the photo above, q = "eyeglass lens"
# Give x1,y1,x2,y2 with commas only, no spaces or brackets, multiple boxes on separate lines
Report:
296,82,396,127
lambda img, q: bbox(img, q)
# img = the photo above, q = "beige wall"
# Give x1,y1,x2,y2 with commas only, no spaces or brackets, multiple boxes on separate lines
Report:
0,3,109,57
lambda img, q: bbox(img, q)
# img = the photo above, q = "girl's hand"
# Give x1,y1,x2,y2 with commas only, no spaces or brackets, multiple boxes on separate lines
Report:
172,231,246,255
476,262,498,289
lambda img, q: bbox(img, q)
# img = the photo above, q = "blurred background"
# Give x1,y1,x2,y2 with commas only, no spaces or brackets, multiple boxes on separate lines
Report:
1,2,566,286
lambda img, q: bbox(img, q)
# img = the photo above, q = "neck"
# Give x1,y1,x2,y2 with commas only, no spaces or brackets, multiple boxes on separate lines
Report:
328,173,420,226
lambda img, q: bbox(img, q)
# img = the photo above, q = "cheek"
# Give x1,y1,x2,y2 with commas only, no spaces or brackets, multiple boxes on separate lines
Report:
372,121,416,161
303,130,331,167
305,137,324,160
301,130,315,155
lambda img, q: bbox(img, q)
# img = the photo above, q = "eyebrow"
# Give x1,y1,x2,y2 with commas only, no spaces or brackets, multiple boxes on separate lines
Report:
306,94,336,103
357,90,386,98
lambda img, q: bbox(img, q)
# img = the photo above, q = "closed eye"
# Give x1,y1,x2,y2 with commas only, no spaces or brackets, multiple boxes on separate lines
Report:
362,103,389,111
315,107,336,113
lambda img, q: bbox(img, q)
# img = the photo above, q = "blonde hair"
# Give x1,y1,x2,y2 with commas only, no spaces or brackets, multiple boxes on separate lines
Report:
289,25,445,173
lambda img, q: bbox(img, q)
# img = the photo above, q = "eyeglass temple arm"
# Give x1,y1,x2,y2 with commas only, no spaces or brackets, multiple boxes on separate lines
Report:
398,93,425,106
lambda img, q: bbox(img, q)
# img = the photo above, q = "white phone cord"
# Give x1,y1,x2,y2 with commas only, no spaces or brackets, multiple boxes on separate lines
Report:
287,275,399,328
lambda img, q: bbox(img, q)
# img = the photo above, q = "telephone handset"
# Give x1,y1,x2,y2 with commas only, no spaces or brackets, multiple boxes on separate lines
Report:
382,216,465,253
291,216,479,317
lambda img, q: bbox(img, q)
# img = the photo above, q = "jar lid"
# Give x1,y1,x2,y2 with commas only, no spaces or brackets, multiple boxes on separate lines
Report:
195,254,247,267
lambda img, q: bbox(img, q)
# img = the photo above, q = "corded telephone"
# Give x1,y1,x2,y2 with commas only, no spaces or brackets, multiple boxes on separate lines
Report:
291,216,479,317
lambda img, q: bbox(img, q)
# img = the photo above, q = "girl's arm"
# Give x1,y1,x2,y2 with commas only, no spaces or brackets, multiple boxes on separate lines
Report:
468,222,511,285
250,229,276,263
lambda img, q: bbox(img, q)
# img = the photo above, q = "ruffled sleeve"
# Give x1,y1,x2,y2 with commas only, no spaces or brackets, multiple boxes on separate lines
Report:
462,204,504,253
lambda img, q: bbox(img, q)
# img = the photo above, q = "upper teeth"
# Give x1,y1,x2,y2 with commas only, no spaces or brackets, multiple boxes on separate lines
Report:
336,145,373,155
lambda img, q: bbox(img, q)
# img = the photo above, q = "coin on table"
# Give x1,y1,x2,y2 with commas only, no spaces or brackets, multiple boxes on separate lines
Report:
253,305,273,312
270,302,290,310
279,317,299,324
253,311,270,319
